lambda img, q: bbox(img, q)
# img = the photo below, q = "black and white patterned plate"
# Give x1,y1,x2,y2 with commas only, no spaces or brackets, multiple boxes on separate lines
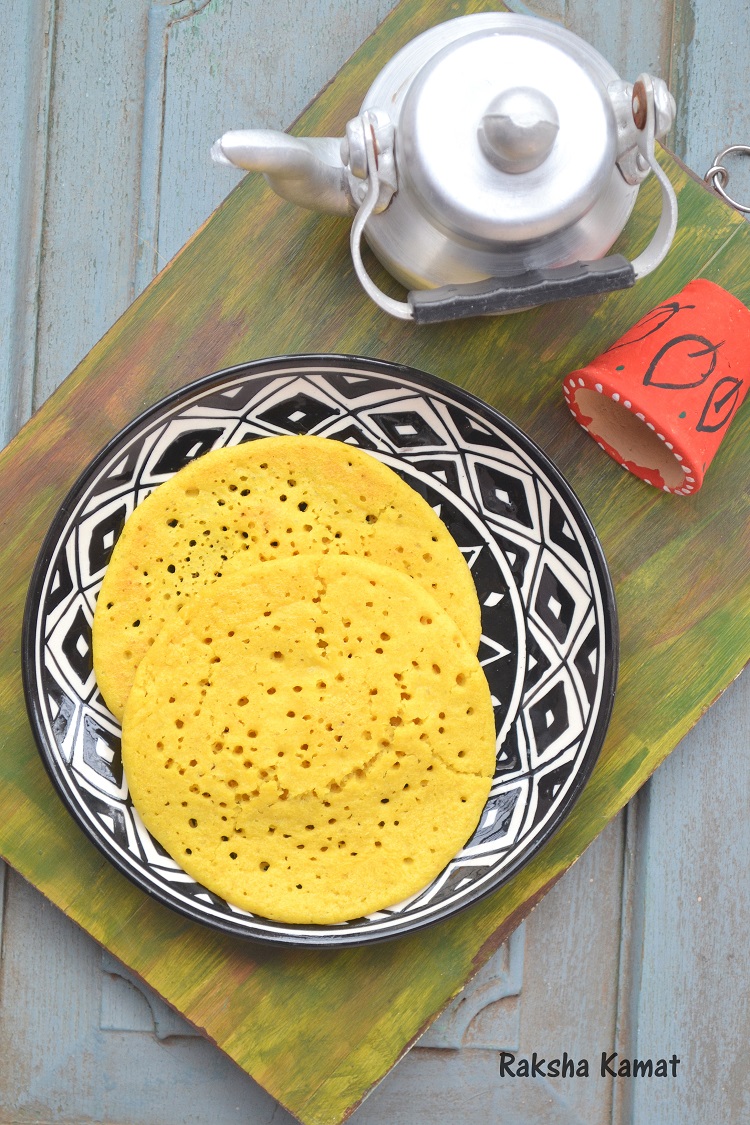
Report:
23,356,617,947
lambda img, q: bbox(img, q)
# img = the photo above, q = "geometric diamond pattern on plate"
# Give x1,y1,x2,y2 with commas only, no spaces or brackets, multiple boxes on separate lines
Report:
88,446,141,500
531,550,590,652
366,406,447,448
533,562,577,645
571,616,601,706
463,782,526,852
491,530,535,599
72,709,126,800
322,371,400,400
316,419,382,451
87,792,137,854
543,488,589,572
478,633,516,721
443,401,516,452
529,755,581,829
525,668,584,768
255,389,341,434
48,596,95,699
41,671,79,764
77,495,129,584
420,863,492,907
408,455,464,497
197,376,278,414
46,540,75,614
494,721,525,776
523,625,554,691
472,459,536,530
147,423,229,478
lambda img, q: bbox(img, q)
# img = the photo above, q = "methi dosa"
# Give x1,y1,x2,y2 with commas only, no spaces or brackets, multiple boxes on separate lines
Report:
121,555,495,924
94,435,481,720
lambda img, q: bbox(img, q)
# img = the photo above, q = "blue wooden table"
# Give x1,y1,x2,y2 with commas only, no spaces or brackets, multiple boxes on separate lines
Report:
1,2,748,1122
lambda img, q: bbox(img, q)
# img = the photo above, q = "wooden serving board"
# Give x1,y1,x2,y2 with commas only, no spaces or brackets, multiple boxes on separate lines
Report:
1,1,748,1123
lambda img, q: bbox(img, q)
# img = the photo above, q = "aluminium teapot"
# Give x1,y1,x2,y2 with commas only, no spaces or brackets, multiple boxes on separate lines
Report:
212,14,677,323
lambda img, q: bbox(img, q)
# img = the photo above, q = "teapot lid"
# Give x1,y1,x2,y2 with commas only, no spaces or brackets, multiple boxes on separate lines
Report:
395,23,618,245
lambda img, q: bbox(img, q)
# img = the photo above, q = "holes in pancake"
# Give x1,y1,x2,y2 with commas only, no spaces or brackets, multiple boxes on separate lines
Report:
260,861,270,870
188,818,197,828
420,616,432,626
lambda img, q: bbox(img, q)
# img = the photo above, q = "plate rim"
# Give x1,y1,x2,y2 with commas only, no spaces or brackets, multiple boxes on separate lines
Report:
22,352,619,948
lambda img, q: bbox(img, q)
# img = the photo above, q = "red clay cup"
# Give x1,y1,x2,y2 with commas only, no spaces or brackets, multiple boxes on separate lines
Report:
563,278,750,494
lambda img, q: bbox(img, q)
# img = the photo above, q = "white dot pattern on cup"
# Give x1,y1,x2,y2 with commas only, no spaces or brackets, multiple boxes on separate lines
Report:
563,375,696,496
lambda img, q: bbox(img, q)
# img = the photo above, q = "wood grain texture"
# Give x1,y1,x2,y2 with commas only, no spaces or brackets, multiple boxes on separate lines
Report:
1,1,749,1122
32,0,151,412
0,0,54,443
0,868,291,1125
631,674,750,1125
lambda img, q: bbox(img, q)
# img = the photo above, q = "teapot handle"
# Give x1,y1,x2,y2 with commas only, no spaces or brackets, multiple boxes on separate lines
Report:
406,257,637,323
351,76,678,324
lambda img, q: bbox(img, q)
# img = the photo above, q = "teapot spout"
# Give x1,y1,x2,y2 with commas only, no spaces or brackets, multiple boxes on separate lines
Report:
211,130,355,216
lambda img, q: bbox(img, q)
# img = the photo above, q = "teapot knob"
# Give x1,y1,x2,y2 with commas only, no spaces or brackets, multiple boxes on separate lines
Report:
478,87,559,173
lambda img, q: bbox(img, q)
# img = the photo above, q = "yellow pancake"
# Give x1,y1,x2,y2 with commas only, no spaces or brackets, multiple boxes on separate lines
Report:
121,555,496,924
93,435,480,720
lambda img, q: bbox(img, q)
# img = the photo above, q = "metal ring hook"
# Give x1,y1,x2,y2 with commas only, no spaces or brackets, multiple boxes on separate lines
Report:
704,145,750,213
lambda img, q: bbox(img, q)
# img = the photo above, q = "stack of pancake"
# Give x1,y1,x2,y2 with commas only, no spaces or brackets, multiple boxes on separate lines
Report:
93,436,496,924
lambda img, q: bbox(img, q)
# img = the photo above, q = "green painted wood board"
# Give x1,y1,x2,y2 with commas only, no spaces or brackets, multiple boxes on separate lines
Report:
0,1,748,1122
